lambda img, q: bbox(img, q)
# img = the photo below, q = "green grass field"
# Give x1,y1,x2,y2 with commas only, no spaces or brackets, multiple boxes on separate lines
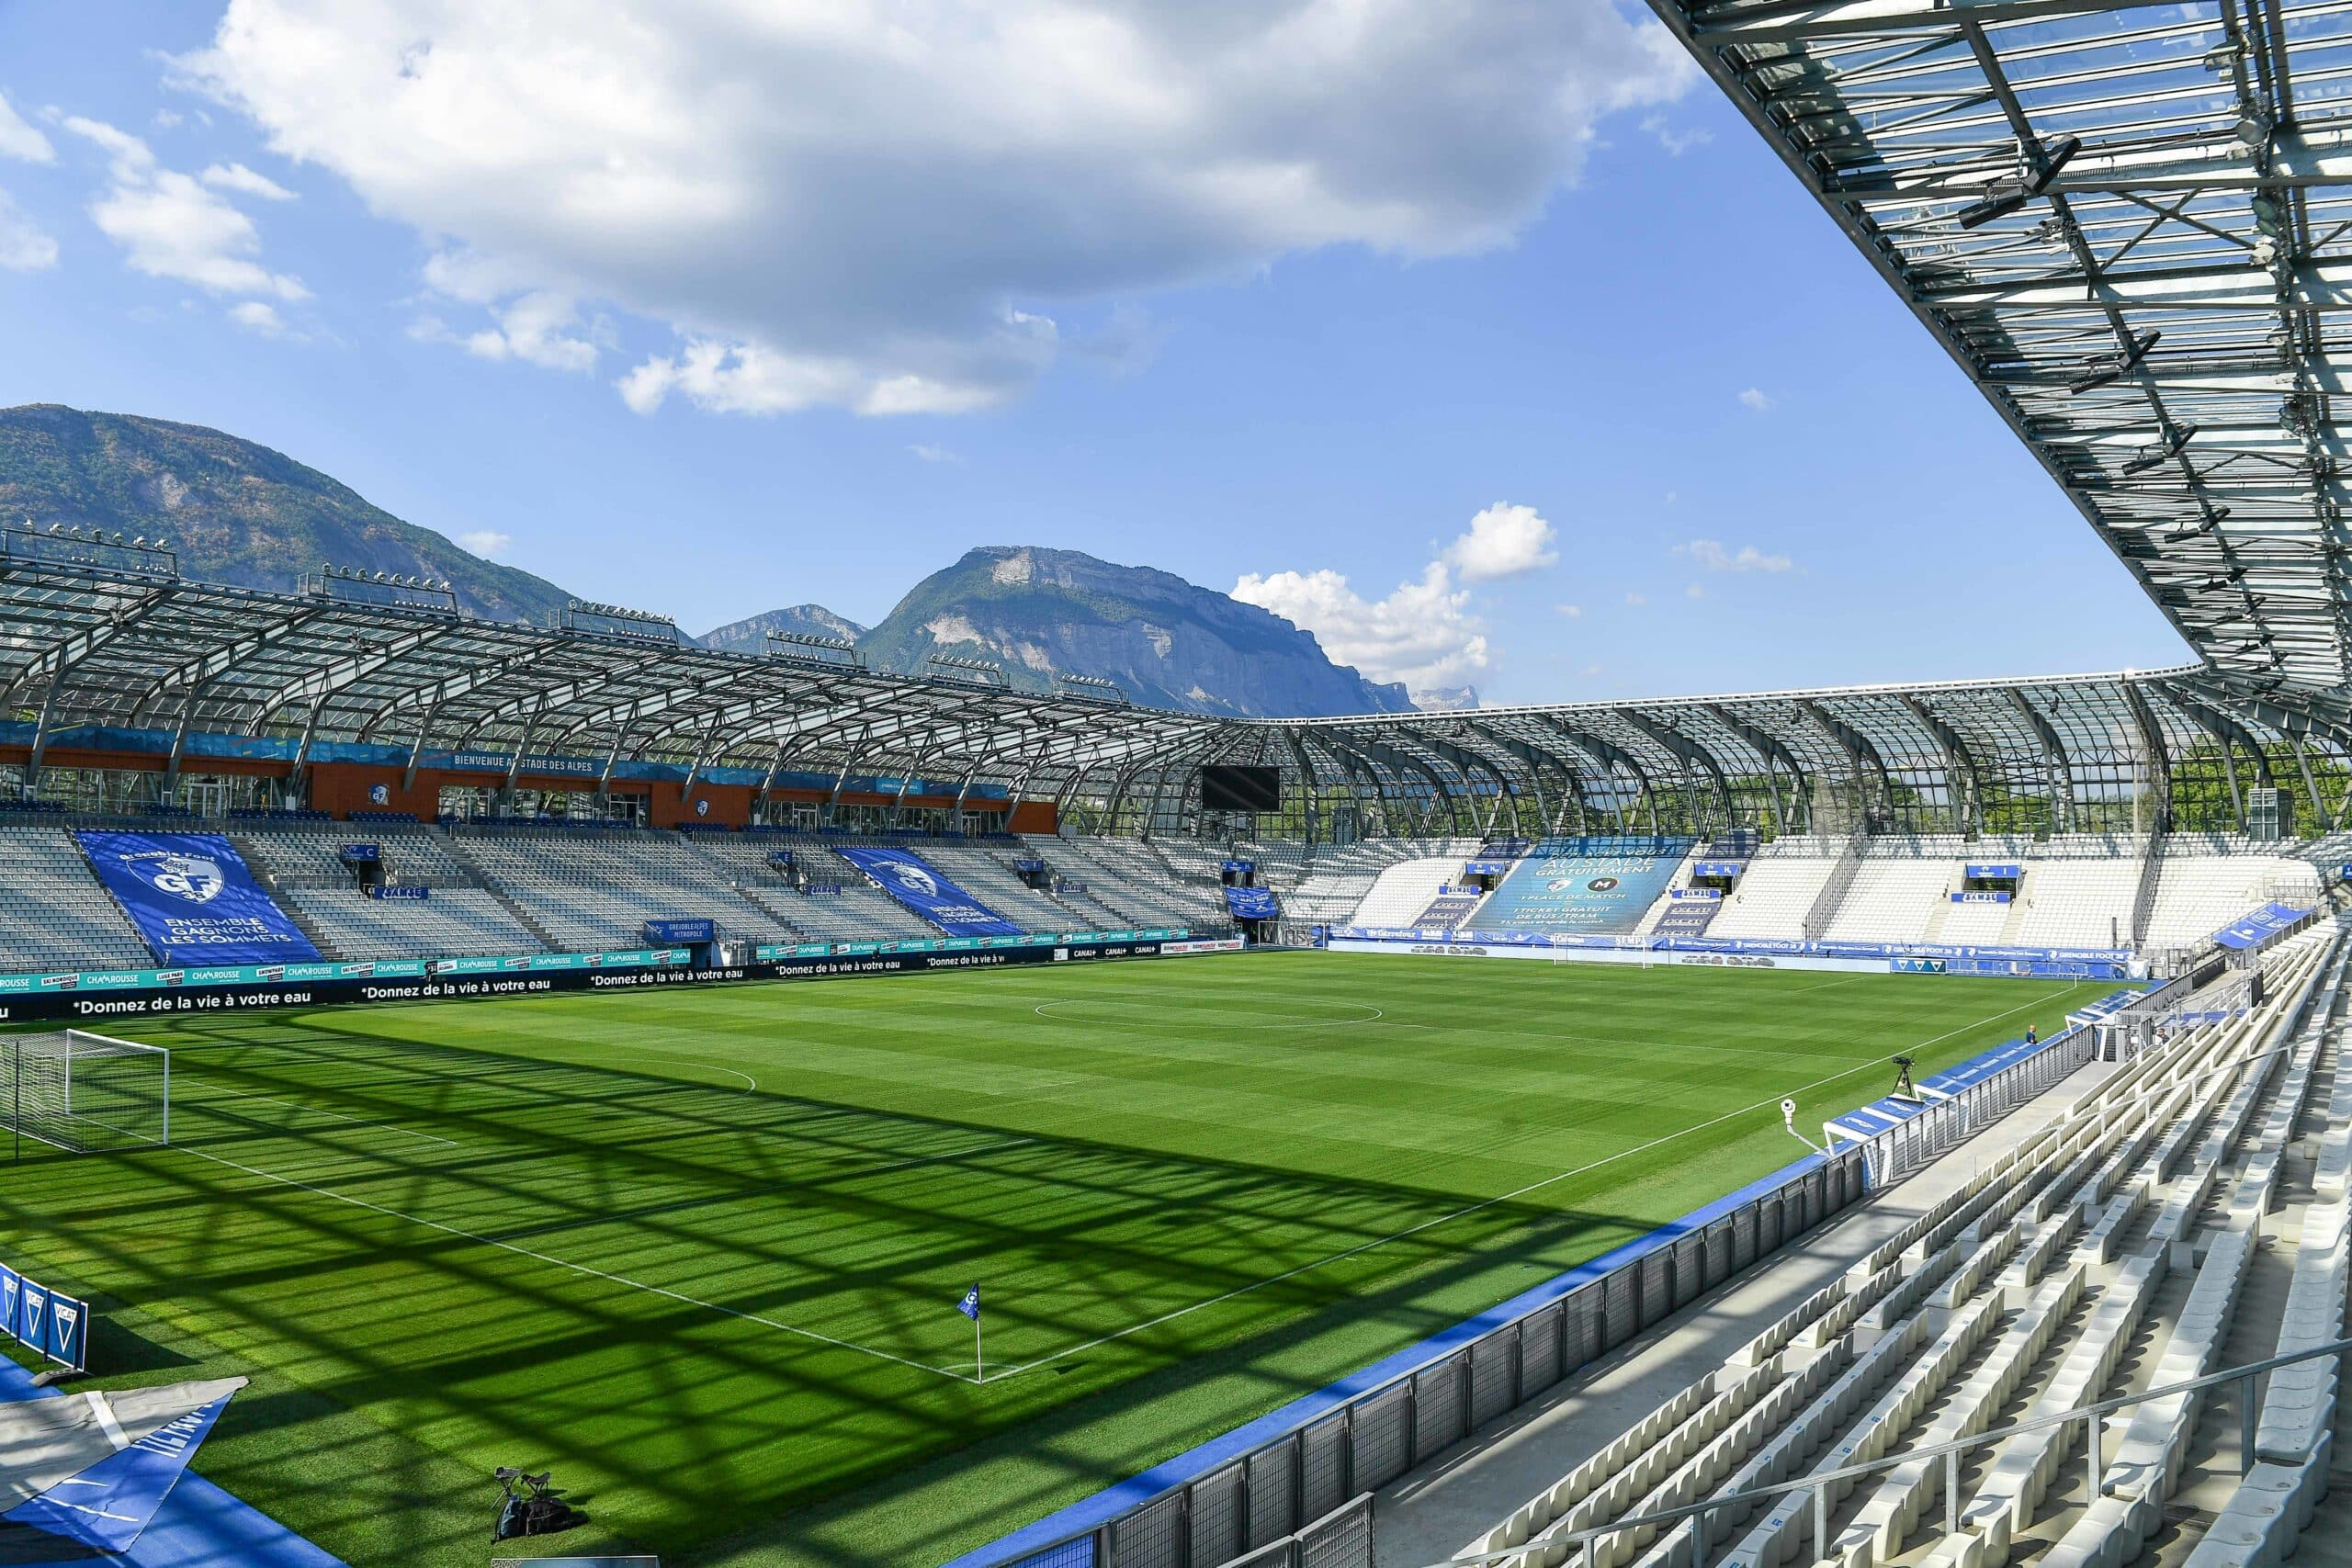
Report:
0,952,2103,1567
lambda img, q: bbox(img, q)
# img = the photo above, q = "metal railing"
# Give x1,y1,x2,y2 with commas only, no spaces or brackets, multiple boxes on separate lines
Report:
1800,827,1868,941
1417,1332,2352,1568
2129,826,2166,949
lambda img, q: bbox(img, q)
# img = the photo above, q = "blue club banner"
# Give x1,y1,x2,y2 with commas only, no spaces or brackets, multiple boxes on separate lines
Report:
1477,850,1690,934
1225,886,1279,919
74,831,322,965
645,919,716,943
838,847,1024,936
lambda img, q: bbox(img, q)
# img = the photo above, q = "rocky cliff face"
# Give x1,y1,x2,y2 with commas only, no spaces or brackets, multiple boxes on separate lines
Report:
852,545,1414,716
0,404,574,625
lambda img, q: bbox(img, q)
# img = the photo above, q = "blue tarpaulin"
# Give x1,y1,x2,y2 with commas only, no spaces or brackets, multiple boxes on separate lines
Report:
2211,902,2310,950
838,848,1023,937
2,1383,242,1553
74,832,320,966
1225,886,1279,920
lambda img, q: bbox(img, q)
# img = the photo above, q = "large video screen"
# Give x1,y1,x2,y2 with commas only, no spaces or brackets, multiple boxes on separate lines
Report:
1200,764,1282,814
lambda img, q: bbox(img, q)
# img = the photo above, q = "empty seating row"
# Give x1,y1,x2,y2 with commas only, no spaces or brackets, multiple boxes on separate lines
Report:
1451,925,2348,1568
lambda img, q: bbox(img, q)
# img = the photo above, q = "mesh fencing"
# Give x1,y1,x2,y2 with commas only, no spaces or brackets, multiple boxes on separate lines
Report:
0,1029,169,1152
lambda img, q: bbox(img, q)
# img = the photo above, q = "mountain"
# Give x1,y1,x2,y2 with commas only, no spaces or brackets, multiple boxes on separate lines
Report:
698,604,868,655
0,407,1412,716
0,404,575,625
849,545,1414,716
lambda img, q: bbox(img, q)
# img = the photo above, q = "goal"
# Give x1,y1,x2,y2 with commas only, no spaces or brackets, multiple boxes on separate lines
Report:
2,1030,170,1152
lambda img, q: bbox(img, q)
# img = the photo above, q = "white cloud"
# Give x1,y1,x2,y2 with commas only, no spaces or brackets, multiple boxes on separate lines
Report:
1685,581,1705,598
1736,387,1773,412
458,529,511,558
200,161,295,200
0,93,51,164
64,116,307,300
1641,115,1713,156
1555,603,1582,618
1234,560,1489,698
461,290,602,372
177,0,1694,417
0,190,56,271
1677,538,1794,573
908,444,957,463
1442,501,1556,582
1625,591,1646,605
228,299,290,335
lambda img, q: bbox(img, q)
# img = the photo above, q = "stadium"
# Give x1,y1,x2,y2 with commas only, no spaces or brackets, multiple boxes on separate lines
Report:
5,5,2352,1568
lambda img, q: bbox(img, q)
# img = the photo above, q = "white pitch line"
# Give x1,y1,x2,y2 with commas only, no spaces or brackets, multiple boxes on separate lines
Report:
198,1089,460,1149
985,984,2078,1381
639,1057,759,1093
164,1134,1044,1383
1032,998,1385,1028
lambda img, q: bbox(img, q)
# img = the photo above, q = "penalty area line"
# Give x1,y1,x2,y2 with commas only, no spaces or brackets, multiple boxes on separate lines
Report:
984,983,2079,1382
164,1136,1044,1383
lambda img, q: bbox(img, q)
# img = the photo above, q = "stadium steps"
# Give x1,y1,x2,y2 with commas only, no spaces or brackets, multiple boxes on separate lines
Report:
670,835,819,939
1428,931,2346,1568
226,833,345,961
434,834,568,952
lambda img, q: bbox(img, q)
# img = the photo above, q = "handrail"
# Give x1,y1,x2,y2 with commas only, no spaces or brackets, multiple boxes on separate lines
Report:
1417,1331,2352,1568
2130,824,2166,948
1800,825,1868,941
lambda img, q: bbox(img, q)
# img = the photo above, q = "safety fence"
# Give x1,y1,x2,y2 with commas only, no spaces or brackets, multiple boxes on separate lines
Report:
1835,980,2177,1188
964,1151,1871,1568
1840,1027,2098,1189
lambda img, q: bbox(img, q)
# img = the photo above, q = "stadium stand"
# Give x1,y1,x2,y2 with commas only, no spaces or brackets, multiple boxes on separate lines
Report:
0,824,154,970
1376,923,2351,1568
1354,857,1471,926
442,823,791,950
1702,841,1844,942
288,887,547,963
1817,858,1955,945
1040,834,1234,929
2143,856,2324,953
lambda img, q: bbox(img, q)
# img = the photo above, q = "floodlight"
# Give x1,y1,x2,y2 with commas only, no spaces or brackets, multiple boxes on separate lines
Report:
1956,134,2081,230
2121,423,2196,474
2067,329,2158,393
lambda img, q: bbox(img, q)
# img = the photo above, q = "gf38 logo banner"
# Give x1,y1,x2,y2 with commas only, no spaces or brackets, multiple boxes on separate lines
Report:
0,1263,89,1371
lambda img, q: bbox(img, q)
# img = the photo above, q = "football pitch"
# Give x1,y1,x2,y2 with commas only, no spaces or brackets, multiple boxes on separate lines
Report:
0,952,2104,1567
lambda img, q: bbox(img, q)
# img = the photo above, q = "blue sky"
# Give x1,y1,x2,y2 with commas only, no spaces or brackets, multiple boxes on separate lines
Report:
0,1,2190,709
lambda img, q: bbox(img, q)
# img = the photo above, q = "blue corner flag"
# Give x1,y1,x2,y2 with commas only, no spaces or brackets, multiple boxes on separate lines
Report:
956,1286,981,1322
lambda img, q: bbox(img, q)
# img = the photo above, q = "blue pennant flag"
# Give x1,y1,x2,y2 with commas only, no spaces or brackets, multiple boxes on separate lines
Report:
956,1286,981,1322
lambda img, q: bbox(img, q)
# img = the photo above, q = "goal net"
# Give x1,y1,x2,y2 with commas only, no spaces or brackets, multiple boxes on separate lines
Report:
1,1031,170,1152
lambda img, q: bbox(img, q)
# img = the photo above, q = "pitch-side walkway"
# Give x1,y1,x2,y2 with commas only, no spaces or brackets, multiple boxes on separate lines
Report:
1372,1055,2122,1568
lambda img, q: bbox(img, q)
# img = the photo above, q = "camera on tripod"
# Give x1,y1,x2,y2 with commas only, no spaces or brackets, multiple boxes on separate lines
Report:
1890,1054,1920,1102
492,1465,590,1543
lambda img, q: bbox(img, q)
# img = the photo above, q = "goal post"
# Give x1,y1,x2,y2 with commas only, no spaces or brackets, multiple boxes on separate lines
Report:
2,1031,170,1153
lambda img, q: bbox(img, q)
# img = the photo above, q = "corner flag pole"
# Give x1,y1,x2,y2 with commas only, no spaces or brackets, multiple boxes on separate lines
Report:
958,1283,984,1383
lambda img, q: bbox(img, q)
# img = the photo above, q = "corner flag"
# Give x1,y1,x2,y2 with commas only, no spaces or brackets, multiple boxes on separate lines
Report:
956,1286,981,1321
